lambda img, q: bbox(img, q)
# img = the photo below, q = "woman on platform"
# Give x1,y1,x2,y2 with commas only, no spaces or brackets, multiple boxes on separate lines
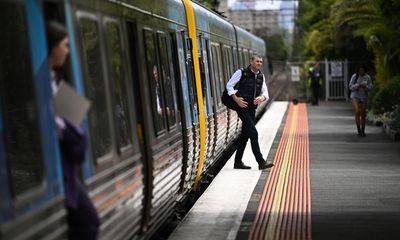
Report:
349,65,373,137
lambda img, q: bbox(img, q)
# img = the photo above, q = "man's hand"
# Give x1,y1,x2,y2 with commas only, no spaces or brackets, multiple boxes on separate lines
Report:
232,95,248,108
253,96,266,105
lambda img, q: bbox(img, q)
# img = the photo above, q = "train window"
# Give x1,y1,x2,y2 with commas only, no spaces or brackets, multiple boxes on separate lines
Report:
199,38,213,115
197,37,208,115
232,47,237,69
210,46,219,105
168,33,182,126
242,49,248,67
79,18,112,160
223,47,231,80
183,36,198,123
143,29,166,136
174,31,191,126
204,39,214,111
215,45,225,97
157,33,177,130
248,50,253,63
105,22,132,149
0,3,45,196
238,48,243,68
229,47,235,75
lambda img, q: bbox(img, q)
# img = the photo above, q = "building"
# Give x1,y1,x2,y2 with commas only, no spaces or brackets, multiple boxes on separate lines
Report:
219,0,282,35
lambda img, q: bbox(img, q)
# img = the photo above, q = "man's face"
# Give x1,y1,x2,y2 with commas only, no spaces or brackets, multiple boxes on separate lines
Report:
250,56,263,71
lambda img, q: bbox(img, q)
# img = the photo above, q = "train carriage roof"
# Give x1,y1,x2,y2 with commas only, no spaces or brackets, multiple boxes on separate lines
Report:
191,1,235,43
234,25,266,56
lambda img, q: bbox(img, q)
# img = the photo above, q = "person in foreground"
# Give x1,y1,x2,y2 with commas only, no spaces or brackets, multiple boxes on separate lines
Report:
226,54,274,170
349,64,373,137
46,21,100,239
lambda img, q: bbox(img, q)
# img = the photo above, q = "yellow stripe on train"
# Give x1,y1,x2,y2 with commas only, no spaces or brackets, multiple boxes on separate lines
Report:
182,0,206,191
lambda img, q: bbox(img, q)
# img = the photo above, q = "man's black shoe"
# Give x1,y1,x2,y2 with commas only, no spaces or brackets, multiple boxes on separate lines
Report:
234,162,251,169
258,162,274,170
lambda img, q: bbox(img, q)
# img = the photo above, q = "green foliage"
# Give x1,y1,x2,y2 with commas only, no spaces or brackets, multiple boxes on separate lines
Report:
196,0,218,9
297,0,373,62
297,0,400,110
257,33,289,61
372,75,400,113
389,105,400,131
331,0,400,87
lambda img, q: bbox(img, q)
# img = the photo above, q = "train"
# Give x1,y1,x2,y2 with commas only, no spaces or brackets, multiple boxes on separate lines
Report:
0,0,270,239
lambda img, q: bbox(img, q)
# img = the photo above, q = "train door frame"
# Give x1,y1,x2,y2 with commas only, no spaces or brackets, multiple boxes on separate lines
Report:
197,35,215,164
182,30,200,188
126,21,185,232
170,30,193,194
0,0,64,226
126,22,156,232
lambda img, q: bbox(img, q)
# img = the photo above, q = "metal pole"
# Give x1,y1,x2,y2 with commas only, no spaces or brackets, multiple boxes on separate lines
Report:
325,58,329,101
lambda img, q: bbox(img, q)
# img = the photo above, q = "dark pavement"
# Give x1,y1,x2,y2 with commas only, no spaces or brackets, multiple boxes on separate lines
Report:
309,101,400,240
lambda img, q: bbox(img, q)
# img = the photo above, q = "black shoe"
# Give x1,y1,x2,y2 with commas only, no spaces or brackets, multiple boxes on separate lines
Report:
361,132,366,137
234,162,251,169
258,161,274,170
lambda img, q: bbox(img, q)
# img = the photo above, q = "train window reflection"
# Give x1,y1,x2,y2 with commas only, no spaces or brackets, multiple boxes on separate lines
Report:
0,3,44,196
204,39,214,111
143,29,166,136
105,22,132,149
79,18,112,159
157,33,177,130
211,45,221,105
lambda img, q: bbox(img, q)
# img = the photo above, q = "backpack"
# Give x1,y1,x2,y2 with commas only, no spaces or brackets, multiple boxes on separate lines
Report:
221,68,247,110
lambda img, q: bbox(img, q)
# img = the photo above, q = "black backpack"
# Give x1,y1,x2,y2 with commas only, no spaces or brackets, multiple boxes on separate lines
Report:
221,68,247,110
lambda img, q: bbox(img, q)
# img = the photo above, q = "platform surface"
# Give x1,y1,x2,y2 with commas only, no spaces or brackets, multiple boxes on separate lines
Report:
169,101,400,240
168,102,288,240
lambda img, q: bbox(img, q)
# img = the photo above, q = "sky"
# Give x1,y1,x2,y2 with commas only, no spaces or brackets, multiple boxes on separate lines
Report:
227,0,298,31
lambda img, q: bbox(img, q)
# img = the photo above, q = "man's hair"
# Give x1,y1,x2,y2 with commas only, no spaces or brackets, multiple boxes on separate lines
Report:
251,54,263,61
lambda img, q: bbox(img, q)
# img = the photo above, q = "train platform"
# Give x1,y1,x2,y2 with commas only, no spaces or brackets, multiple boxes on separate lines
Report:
168,101,400,240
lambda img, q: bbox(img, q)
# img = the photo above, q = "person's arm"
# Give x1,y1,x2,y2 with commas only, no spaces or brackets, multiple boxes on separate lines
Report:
349,74,359,91
254,75,269,105
60,120,87,164
226,69,242,96
260,75,269,101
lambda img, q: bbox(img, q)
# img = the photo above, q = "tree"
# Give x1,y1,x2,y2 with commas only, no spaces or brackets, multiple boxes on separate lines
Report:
256,32,289,61
332,0,400,87
196,0,219,9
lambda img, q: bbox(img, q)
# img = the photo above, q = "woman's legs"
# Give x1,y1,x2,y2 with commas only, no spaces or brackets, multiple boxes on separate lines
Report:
359,101,368,136
351,99,361,135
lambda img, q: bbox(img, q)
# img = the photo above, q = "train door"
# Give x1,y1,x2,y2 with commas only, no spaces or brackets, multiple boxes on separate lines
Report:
0,1,66,238
210,42,228,158
197,36,215,168
172,30,197,195
126,22,184,234
75,11,145,239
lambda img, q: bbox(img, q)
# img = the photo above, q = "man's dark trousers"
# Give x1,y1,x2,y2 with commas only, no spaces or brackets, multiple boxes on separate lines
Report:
234,107,264,165
312,83,319,105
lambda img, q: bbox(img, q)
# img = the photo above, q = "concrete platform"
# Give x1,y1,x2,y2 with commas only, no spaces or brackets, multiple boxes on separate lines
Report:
168,102,288,240
309,101,400,240
168,101,400,240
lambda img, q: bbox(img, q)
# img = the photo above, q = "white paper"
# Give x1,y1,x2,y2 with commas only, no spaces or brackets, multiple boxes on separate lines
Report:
54,82,90,126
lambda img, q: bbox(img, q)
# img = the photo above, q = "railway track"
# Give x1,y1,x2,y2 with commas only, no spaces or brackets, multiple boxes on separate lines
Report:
267,65,289,101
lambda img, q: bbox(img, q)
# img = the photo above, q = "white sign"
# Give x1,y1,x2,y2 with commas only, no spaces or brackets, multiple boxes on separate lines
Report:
331,61,342,77
291,66,300,82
